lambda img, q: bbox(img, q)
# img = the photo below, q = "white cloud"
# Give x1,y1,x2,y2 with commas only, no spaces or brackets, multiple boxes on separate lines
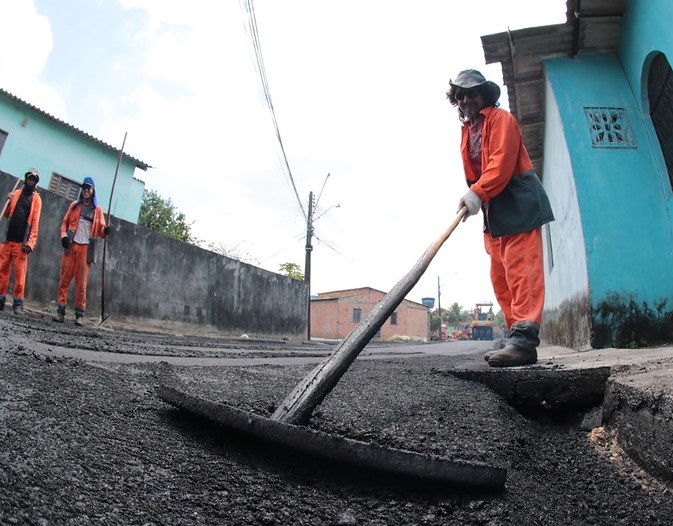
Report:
0,0,66,118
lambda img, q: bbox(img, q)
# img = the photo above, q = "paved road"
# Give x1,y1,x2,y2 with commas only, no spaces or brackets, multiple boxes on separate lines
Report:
47,339,494,366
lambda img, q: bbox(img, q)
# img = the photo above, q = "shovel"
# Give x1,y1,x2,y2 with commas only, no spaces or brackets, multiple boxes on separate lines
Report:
159,207,506,490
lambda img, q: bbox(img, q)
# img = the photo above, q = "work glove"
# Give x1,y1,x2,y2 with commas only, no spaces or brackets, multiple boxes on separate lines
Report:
61,236,71,250
103,226,111,236
457,189,482,221
21,245,32,254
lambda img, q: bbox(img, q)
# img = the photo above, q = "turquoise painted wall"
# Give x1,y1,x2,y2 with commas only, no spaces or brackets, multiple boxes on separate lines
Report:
619,0,673,227
0,93,144,222
545,54,673,309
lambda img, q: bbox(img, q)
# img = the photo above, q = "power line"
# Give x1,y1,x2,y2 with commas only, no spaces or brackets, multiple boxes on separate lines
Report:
239,0,306,221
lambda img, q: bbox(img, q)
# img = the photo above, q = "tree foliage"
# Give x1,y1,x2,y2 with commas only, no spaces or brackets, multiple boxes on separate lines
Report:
279,262,303,280
207,241,260,265
138,189,198,244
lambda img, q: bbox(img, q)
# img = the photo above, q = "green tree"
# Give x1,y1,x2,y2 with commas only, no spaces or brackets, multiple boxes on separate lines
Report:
138,189,198,244
446,302,464,324
279,262,303,280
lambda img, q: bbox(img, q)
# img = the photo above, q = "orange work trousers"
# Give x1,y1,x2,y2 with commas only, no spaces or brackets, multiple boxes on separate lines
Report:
58,242,91,310
0,241,29,298
483,228,545,329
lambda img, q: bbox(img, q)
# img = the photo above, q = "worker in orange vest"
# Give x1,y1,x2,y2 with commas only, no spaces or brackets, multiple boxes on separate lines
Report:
52,177,109,325
0,168,42,314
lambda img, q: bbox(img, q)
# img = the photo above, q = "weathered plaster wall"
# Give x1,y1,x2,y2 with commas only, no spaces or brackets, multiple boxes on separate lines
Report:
545,53,673,347
0,173,307,339
539,74,591,349
619,0,673,231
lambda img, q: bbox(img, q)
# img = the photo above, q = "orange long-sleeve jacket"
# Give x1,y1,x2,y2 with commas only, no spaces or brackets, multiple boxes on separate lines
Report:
459,106,553,238
4,189,42,250
460,106,534,203
60,201,107,240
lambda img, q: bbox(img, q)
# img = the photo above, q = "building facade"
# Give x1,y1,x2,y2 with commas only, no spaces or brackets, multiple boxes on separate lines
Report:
482,0,673,348
0,88,149,223
311,287,431,341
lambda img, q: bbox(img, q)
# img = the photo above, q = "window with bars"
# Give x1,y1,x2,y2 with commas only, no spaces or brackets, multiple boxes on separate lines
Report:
648,52,673,191
49,173,81,201
391,312,398,325
545,223,554,273
352,308,361,323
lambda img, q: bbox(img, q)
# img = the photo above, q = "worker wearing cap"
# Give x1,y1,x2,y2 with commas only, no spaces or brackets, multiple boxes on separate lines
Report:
52,177,109,325
446,69,554,367
0,168,43,314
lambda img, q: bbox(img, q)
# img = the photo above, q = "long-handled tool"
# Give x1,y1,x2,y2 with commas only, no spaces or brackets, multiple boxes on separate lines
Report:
1,177,22,218
99,132,127,326
159,207,507,490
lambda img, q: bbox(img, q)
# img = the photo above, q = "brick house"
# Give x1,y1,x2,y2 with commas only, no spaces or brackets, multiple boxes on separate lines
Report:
310,287,431,341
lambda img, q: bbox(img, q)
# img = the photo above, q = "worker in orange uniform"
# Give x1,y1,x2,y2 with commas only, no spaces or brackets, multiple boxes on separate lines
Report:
0,168,42,314
52,177,109,325
447,69,554,367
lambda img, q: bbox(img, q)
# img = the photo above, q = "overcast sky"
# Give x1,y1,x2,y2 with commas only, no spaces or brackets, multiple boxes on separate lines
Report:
1,0,566,311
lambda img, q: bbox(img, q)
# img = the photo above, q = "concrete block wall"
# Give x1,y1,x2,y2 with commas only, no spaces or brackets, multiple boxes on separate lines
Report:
0,172,308,338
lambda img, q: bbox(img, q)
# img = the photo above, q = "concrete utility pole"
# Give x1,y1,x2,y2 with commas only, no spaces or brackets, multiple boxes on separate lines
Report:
304,174,340,341
304,191,314,341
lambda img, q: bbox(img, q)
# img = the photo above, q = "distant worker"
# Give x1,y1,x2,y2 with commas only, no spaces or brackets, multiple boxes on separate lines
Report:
447,69,554,367
52,177,109,325
0,168,43,314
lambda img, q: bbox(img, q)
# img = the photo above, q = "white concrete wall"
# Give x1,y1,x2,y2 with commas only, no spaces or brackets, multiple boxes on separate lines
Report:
541,74,589,311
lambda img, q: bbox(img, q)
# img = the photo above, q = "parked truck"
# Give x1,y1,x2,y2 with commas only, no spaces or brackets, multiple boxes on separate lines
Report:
471,303,495,340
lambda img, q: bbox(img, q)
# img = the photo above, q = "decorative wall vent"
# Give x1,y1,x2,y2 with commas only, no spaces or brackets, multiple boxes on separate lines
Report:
584,107,636,148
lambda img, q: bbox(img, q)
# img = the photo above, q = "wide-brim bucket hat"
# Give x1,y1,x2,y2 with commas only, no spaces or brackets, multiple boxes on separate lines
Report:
449,69,501,101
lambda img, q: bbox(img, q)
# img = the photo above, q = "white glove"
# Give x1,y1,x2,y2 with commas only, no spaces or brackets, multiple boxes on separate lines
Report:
457,189,481,220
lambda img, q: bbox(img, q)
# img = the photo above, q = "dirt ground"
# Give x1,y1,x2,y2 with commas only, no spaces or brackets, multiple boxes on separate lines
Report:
1,311,673,525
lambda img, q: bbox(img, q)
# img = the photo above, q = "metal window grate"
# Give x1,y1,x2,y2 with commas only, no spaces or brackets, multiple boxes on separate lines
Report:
49,173,80,201
584,107,636,148
648,52,673,190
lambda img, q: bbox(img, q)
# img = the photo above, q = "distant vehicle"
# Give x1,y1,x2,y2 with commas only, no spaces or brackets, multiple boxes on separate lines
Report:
471,303,494,340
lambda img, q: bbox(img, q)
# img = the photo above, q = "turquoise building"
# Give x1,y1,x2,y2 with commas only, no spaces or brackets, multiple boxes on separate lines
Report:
0,88,150,223
482,0,673,348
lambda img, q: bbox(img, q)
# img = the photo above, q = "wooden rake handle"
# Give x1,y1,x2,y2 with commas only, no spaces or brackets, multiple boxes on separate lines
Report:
271,206,469,424
1,177,22,218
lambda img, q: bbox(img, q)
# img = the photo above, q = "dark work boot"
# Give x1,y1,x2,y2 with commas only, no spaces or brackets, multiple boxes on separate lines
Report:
484,337,507,361
488,344,537,367
507,321,540,350
0,295,5,311
488,321,540,367
74,307,85,326
52,304,66,323
13,298,24,315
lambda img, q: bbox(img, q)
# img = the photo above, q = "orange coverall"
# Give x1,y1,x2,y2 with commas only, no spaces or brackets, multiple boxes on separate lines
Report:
57,202,107,311
459,106,548,329
0,189,42,300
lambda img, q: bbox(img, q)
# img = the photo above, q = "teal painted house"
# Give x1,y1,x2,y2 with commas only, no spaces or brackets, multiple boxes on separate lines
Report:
481,0,673,349
0,88,150,223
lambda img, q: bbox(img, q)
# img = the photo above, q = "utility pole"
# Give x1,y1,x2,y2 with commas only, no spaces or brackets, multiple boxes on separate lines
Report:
437,276,442,340
304,191,314,341
303,174,339,342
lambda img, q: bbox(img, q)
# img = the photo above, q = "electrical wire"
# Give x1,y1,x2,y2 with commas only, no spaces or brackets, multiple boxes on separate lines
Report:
239,0,306,221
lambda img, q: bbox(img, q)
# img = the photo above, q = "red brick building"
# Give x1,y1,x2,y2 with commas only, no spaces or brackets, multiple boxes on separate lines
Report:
310,287,431,341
